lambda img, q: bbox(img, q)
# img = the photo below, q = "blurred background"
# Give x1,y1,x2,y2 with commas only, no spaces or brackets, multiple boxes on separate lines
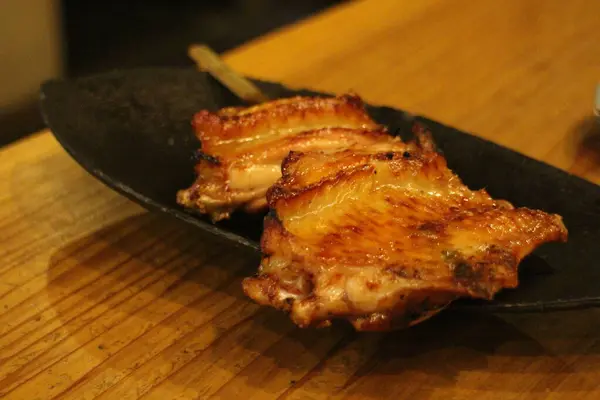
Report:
0,0,343,147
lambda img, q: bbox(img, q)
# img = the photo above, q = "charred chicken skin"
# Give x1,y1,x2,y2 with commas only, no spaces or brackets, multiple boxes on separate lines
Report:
242,134,568,331
177,94,402,221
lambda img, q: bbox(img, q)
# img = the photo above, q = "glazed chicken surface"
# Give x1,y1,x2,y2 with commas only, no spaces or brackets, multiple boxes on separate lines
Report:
242,135,568,331
177,94,407,221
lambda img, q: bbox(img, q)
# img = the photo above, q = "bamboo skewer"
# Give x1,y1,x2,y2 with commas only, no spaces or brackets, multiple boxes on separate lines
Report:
188,44,270,104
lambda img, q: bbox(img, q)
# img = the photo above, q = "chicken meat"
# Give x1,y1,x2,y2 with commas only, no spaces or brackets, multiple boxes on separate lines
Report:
242,135,568,331
177,94,406,221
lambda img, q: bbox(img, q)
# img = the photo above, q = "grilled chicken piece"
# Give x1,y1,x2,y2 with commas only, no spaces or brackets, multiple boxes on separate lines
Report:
242,139,568,331
177,94,393,221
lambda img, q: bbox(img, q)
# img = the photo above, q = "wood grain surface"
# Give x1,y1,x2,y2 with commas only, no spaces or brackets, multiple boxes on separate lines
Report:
1,0,600,399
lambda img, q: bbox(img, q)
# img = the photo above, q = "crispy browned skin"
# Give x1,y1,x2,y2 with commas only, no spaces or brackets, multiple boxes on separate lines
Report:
242,140,568,331
177,94,397,221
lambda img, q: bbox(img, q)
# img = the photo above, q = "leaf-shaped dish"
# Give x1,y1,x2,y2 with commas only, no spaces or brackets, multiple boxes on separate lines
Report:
40,67,600,312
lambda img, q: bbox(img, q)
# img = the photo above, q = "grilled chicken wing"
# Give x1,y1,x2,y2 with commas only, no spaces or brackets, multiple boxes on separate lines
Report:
242,139,568,331
177,94,397,221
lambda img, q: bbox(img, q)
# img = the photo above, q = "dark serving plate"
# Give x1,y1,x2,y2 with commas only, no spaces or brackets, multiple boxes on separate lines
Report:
40,67,600,312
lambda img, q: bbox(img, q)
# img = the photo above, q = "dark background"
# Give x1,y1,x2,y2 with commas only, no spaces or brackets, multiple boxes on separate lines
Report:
2,0,342,146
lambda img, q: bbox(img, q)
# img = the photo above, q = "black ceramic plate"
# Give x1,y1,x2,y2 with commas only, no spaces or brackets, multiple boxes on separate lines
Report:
40,67,600,312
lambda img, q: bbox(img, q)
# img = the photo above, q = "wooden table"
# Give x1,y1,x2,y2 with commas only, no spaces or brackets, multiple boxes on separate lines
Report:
2,1,600,398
